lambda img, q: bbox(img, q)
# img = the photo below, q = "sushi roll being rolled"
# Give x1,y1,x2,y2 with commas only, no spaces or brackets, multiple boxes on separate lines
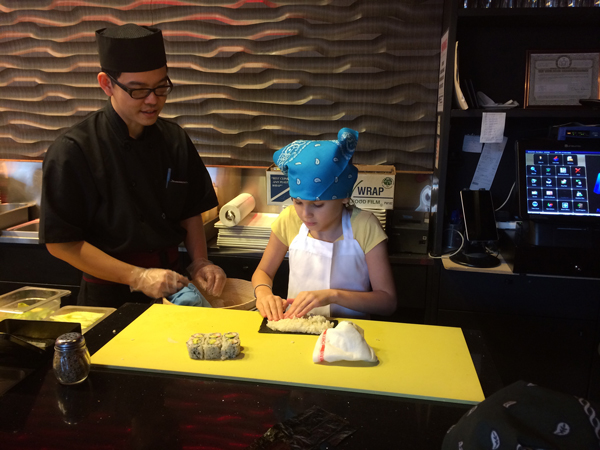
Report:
203,332,222,360
221,332,241,359
186,333,205,360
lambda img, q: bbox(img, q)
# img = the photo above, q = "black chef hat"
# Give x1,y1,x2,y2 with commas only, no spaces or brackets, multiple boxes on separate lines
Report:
96,23,167,73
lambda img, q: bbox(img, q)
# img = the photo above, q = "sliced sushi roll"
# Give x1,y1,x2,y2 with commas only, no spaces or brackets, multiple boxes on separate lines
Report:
203,333,222,360
186,333,205,360
224,331,239,341
221,332,240,359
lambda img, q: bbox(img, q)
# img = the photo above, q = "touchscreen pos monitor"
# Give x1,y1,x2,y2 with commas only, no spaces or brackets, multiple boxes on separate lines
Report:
449,189,501,268
516,139,600,224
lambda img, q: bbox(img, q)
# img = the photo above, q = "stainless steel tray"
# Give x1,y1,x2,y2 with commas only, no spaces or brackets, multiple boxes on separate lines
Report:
0,219,39,244
0,287,71,321
47,306,116,334
0,203,35,230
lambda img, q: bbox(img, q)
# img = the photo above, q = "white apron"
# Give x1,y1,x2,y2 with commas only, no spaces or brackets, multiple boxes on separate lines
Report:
287,209,371,318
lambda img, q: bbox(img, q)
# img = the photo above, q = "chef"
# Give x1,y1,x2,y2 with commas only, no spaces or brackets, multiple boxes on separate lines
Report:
40,23,226,308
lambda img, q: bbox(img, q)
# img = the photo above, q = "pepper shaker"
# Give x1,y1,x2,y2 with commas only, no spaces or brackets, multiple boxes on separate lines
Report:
53,332,91,385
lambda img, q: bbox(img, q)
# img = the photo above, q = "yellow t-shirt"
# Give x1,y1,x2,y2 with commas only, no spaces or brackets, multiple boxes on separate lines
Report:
271,205,387,254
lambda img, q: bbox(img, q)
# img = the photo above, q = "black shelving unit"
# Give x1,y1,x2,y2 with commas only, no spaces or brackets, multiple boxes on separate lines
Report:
458,6,600,23
451,109,600,119
456,5,600,21
427,1,600,401
430,2,600,255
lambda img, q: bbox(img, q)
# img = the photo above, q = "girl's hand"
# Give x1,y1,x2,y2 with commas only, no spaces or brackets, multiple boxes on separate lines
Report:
256,294,289,321
283,290,331,318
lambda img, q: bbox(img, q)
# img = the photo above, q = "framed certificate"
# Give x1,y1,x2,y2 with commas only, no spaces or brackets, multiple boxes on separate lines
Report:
525,51,600,107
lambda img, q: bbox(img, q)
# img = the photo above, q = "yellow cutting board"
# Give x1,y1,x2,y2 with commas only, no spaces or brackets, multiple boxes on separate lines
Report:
91,304,484,404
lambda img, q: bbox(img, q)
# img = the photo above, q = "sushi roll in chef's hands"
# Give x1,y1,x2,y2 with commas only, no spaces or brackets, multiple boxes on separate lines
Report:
187,258,226,297
129,267,189,299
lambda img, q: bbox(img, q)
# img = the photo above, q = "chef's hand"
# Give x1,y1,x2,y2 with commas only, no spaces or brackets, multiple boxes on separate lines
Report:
187,259,226,297
256,293,290,322
283,290,331,318
129,267,189,299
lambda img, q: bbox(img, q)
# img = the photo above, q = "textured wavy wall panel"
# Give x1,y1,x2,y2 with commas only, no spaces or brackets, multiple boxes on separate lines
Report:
0,0,443,171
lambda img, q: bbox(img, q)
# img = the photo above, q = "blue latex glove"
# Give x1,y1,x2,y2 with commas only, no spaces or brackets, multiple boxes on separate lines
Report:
167,283,212,307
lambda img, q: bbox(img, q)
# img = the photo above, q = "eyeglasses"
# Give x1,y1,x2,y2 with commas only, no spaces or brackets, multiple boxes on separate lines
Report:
107,74,173,99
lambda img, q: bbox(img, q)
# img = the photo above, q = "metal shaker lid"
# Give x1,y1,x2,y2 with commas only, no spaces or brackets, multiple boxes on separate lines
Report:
55,332,86,351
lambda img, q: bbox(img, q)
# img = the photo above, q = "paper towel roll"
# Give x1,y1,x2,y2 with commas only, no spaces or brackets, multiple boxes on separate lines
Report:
219,193,255,227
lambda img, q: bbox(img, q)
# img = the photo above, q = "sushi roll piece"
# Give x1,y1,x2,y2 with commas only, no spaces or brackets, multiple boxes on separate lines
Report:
203,332,222,360
221,332,240,359
186,333,205,360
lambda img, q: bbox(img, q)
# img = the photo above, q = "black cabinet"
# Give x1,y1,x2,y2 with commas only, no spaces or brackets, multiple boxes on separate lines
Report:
206,252,289,299
438,267,600,400
373,259,432,324
0,243,81,287
0,243,81,302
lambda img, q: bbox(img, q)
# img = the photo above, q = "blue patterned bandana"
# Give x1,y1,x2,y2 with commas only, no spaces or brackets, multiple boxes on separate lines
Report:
273,128,359,201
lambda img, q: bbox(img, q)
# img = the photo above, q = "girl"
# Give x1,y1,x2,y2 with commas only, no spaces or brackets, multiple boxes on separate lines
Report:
252,128,397,320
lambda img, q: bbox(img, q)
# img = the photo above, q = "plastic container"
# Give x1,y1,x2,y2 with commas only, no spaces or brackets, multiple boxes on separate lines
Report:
0,287,71,321
47,306,115,334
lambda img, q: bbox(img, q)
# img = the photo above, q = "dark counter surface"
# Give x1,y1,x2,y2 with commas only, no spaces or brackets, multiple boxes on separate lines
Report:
206,239,432,265
0,304,501,450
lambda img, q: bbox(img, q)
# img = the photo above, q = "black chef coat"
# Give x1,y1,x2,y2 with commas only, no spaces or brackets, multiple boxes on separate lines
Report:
40,100,218,307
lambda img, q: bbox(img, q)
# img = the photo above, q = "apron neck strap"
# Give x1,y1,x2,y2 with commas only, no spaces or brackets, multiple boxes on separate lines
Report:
341,208,354,240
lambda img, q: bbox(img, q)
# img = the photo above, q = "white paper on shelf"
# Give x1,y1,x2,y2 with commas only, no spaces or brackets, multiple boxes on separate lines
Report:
469,137,508,191
480,112,506,143
215,212,279,250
